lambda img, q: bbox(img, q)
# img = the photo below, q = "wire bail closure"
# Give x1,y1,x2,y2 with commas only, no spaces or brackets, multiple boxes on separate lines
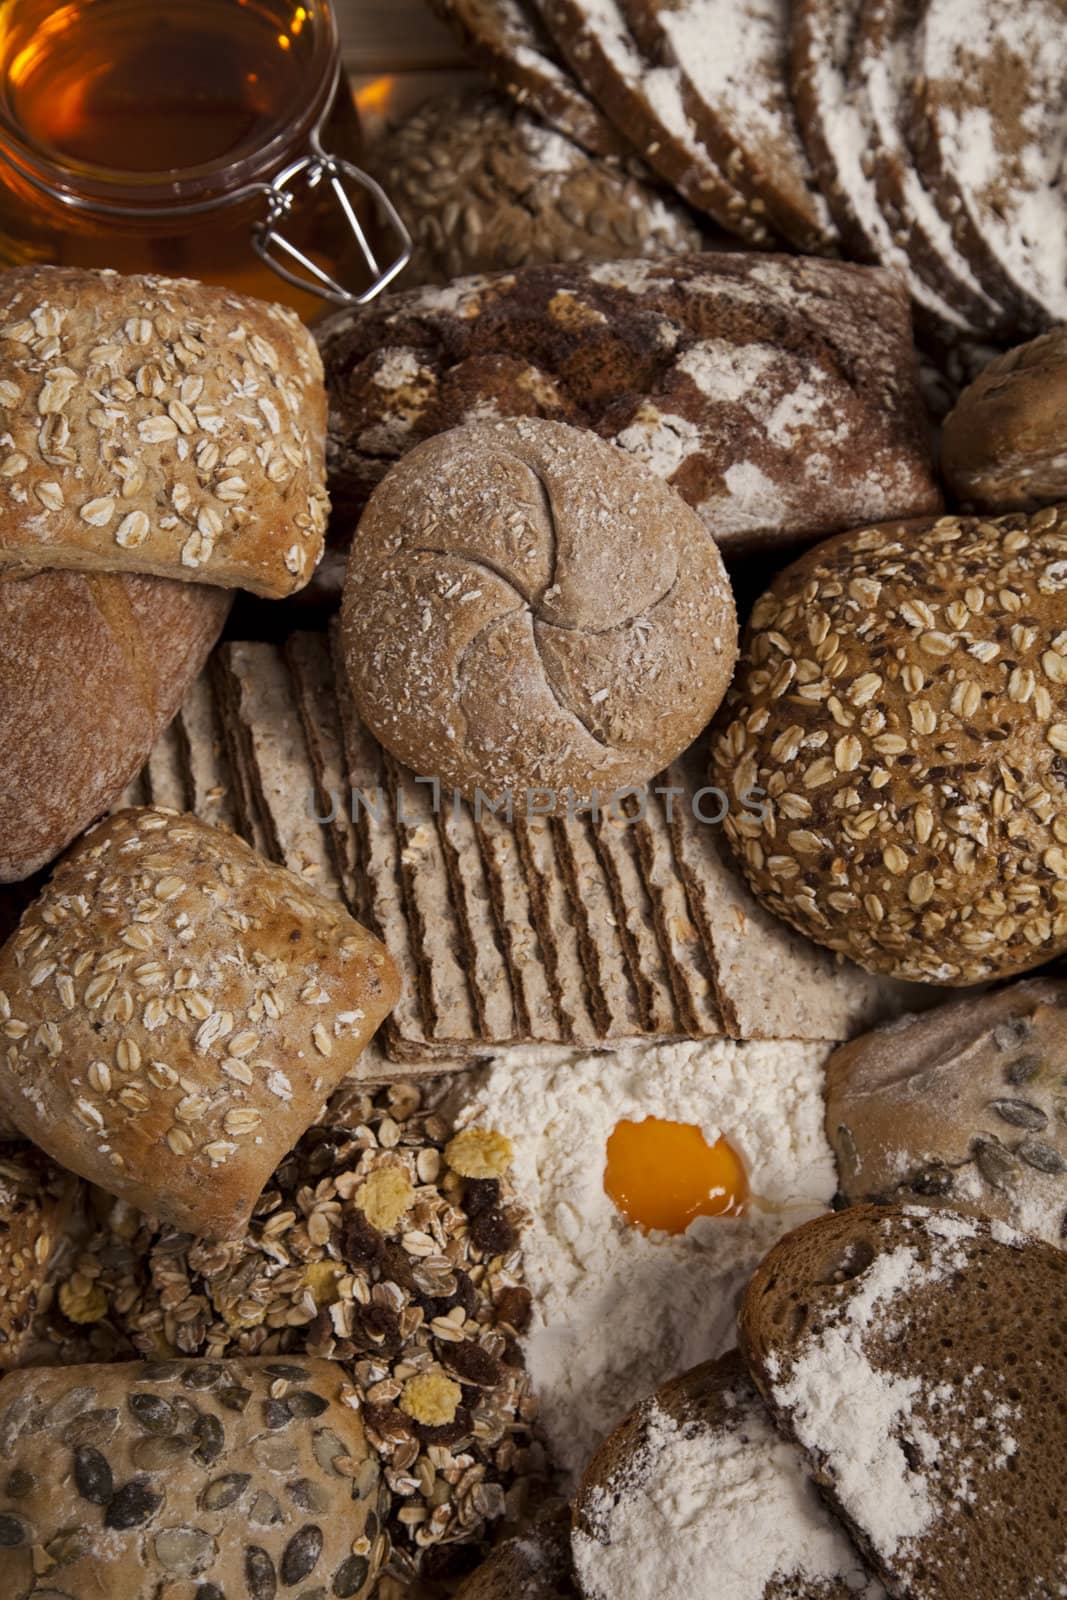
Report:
253,141,412,308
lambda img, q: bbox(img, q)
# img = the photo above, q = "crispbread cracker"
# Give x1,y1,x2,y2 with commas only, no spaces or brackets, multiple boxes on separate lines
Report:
591,798,680,1035
435,793,519,1042
517,814,600,1045
631,782,723,1037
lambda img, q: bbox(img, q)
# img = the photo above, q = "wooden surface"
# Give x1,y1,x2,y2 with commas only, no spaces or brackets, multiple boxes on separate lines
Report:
335,0,464,72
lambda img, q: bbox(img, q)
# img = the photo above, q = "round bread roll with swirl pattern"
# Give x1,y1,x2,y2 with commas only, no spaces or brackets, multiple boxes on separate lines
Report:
341,419,737,807
710,507,1067,985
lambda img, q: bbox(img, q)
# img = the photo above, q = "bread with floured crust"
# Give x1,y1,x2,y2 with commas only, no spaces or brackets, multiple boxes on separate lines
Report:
0,568,230,883
825,979,1067,1247
0,807,400,1239
740,1204,1067,1600
0,265,330,597
942,327,1067,510
457,1512,578,1599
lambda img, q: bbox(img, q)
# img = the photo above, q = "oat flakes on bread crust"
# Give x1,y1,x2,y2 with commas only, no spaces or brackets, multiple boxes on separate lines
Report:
740,1204,1067,1600
0,265,330,597
906,0,1067,335
340,417,738,809
710,506,1067,985
622,0,836,253
0,1356,381,1598
825,980,1067,1247
0,807,400,1239
572,1352,883,1600
941,328,1067,511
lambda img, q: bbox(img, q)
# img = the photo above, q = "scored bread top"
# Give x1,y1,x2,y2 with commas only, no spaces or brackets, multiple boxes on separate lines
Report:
0,266,330,597
0,808,400,1239
825,979,1067,1247
341,417,737,808
572,1352,883,1600
711,505,1067,984
740,1204,1067,1600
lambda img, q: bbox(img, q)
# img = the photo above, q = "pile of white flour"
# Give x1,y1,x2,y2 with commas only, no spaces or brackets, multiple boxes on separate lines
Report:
457,1038,836,1480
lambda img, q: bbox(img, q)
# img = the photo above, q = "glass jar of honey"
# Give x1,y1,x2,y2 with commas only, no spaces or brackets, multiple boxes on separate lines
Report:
0,0,410,318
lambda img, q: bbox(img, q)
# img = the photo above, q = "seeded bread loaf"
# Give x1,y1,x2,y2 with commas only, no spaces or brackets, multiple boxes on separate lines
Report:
340,418,738,808
0,1143,81,1368
0,807,400,1239
0,568,230,883
0,265,330,597
740,1204,1067,1600
710,506,1067,984
941,328,1067,510
572,1352,883,1600
317,252,940,553
0,1355,382,1599
457,1513,578,1599
366,90,702,288
825,980,1067,1246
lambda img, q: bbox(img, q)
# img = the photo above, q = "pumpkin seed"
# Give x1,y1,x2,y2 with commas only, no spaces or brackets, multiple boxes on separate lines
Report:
140,1361,184,1381
973,1136,1021,1191
128,1393,175,1433
332,1554,369,1597
182,1364,223,1390
253,1434,298,1473
286,1478,330,1514
37,1387,96,1432
282,1525,324,1584
988,1097,1048,1131
46,1529,92,1565
263,1400,292,1430
312,1429,349,1476
353,1458,379,1501
200,1473,251,1512
193,1413,225,1466
195,1586,224,1600
265,1364,308,1382
1018,1139,1066,1175
154,1527,216,1572
67,1407,120,1447
5,1469,34,1498
0,1512,32,1546
245,1545,278,1600
133,1434,192,1472
73,1445,113,1504
218,1385,251,1413
1006,1053,1042,1085
105,1477,164,1530
286,1391,329,1421
250,1491,282,1527
908,1162,954,1196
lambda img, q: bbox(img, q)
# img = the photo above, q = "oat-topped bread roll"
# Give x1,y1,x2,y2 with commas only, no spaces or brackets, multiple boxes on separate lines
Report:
741,1206,1067,1600
341,418,737,808
942,328,1067,511
0,1143,81,1369
0,265,330,597
0,568,230,883
0,1355,382,1599
0,808,400,1239
571,1352,882,1600
711,506,1067,984
825,979,1067,1248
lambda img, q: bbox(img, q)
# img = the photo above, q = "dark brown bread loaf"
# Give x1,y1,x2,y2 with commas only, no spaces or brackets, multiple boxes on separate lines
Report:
941,328,1067,510
825,980,1067,1246
0,1356,382,1599
0,568,230,882
340,418,737,808
0,807,400,1239
710,506,1067,984
317,252,940,556
740,1204,1067,1600
456,1513,578,1599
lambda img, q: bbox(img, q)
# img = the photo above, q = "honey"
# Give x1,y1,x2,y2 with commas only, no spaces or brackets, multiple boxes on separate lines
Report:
604,1117,749,1235
0,0,396,316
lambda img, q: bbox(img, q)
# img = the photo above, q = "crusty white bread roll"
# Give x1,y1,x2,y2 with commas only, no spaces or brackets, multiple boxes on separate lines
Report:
0,568,230,883
0,265,330,597
0,808,400,1239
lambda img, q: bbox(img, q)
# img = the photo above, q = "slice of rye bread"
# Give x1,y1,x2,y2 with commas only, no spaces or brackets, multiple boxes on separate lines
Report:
853,0,1013,340
622,0,837,253
531,0,776,242
905,0,1067,336
424,0,629,160
572,1351,883,1600
825,979,1067,1248
787,0,982,353
456,1511,578,1599
740,1204,1067,1600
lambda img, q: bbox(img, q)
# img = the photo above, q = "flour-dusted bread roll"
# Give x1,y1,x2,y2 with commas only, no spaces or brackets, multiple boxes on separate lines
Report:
0,808,400,1239
711,506,1067,984
0,1356,383,1599
341,418,738,808
0,265,330,597
0,568,230,883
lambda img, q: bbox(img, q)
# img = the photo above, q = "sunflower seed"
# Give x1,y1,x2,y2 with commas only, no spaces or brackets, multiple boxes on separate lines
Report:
73,1445,113,1504
1006,1054,1042,1085
973,1136,1021,1191
989,1098,1048,1131
1018,1140,1066,1175
281,1524,324,1584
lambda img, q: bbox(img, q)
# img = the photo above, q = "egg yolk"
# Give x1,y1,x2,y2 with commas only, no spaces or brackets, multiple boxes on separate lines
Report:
604,1117,748,1234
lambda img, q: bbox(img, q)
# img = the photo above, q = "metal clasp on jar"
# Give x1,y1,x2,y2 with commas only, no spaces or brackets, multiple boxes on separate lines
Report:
254,94,411,308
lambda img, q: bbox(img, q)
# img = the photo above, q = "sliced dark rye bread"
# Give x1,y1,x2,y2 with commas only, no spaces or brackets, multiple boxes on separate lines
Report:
905,0,1067,336
853,0,1012,339
456,1512,578,1599
622,0,836,253
532,0,775,241
741,1204,1067,1600
425,0,628,159
572,1352,883,1600
788,0,981,353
